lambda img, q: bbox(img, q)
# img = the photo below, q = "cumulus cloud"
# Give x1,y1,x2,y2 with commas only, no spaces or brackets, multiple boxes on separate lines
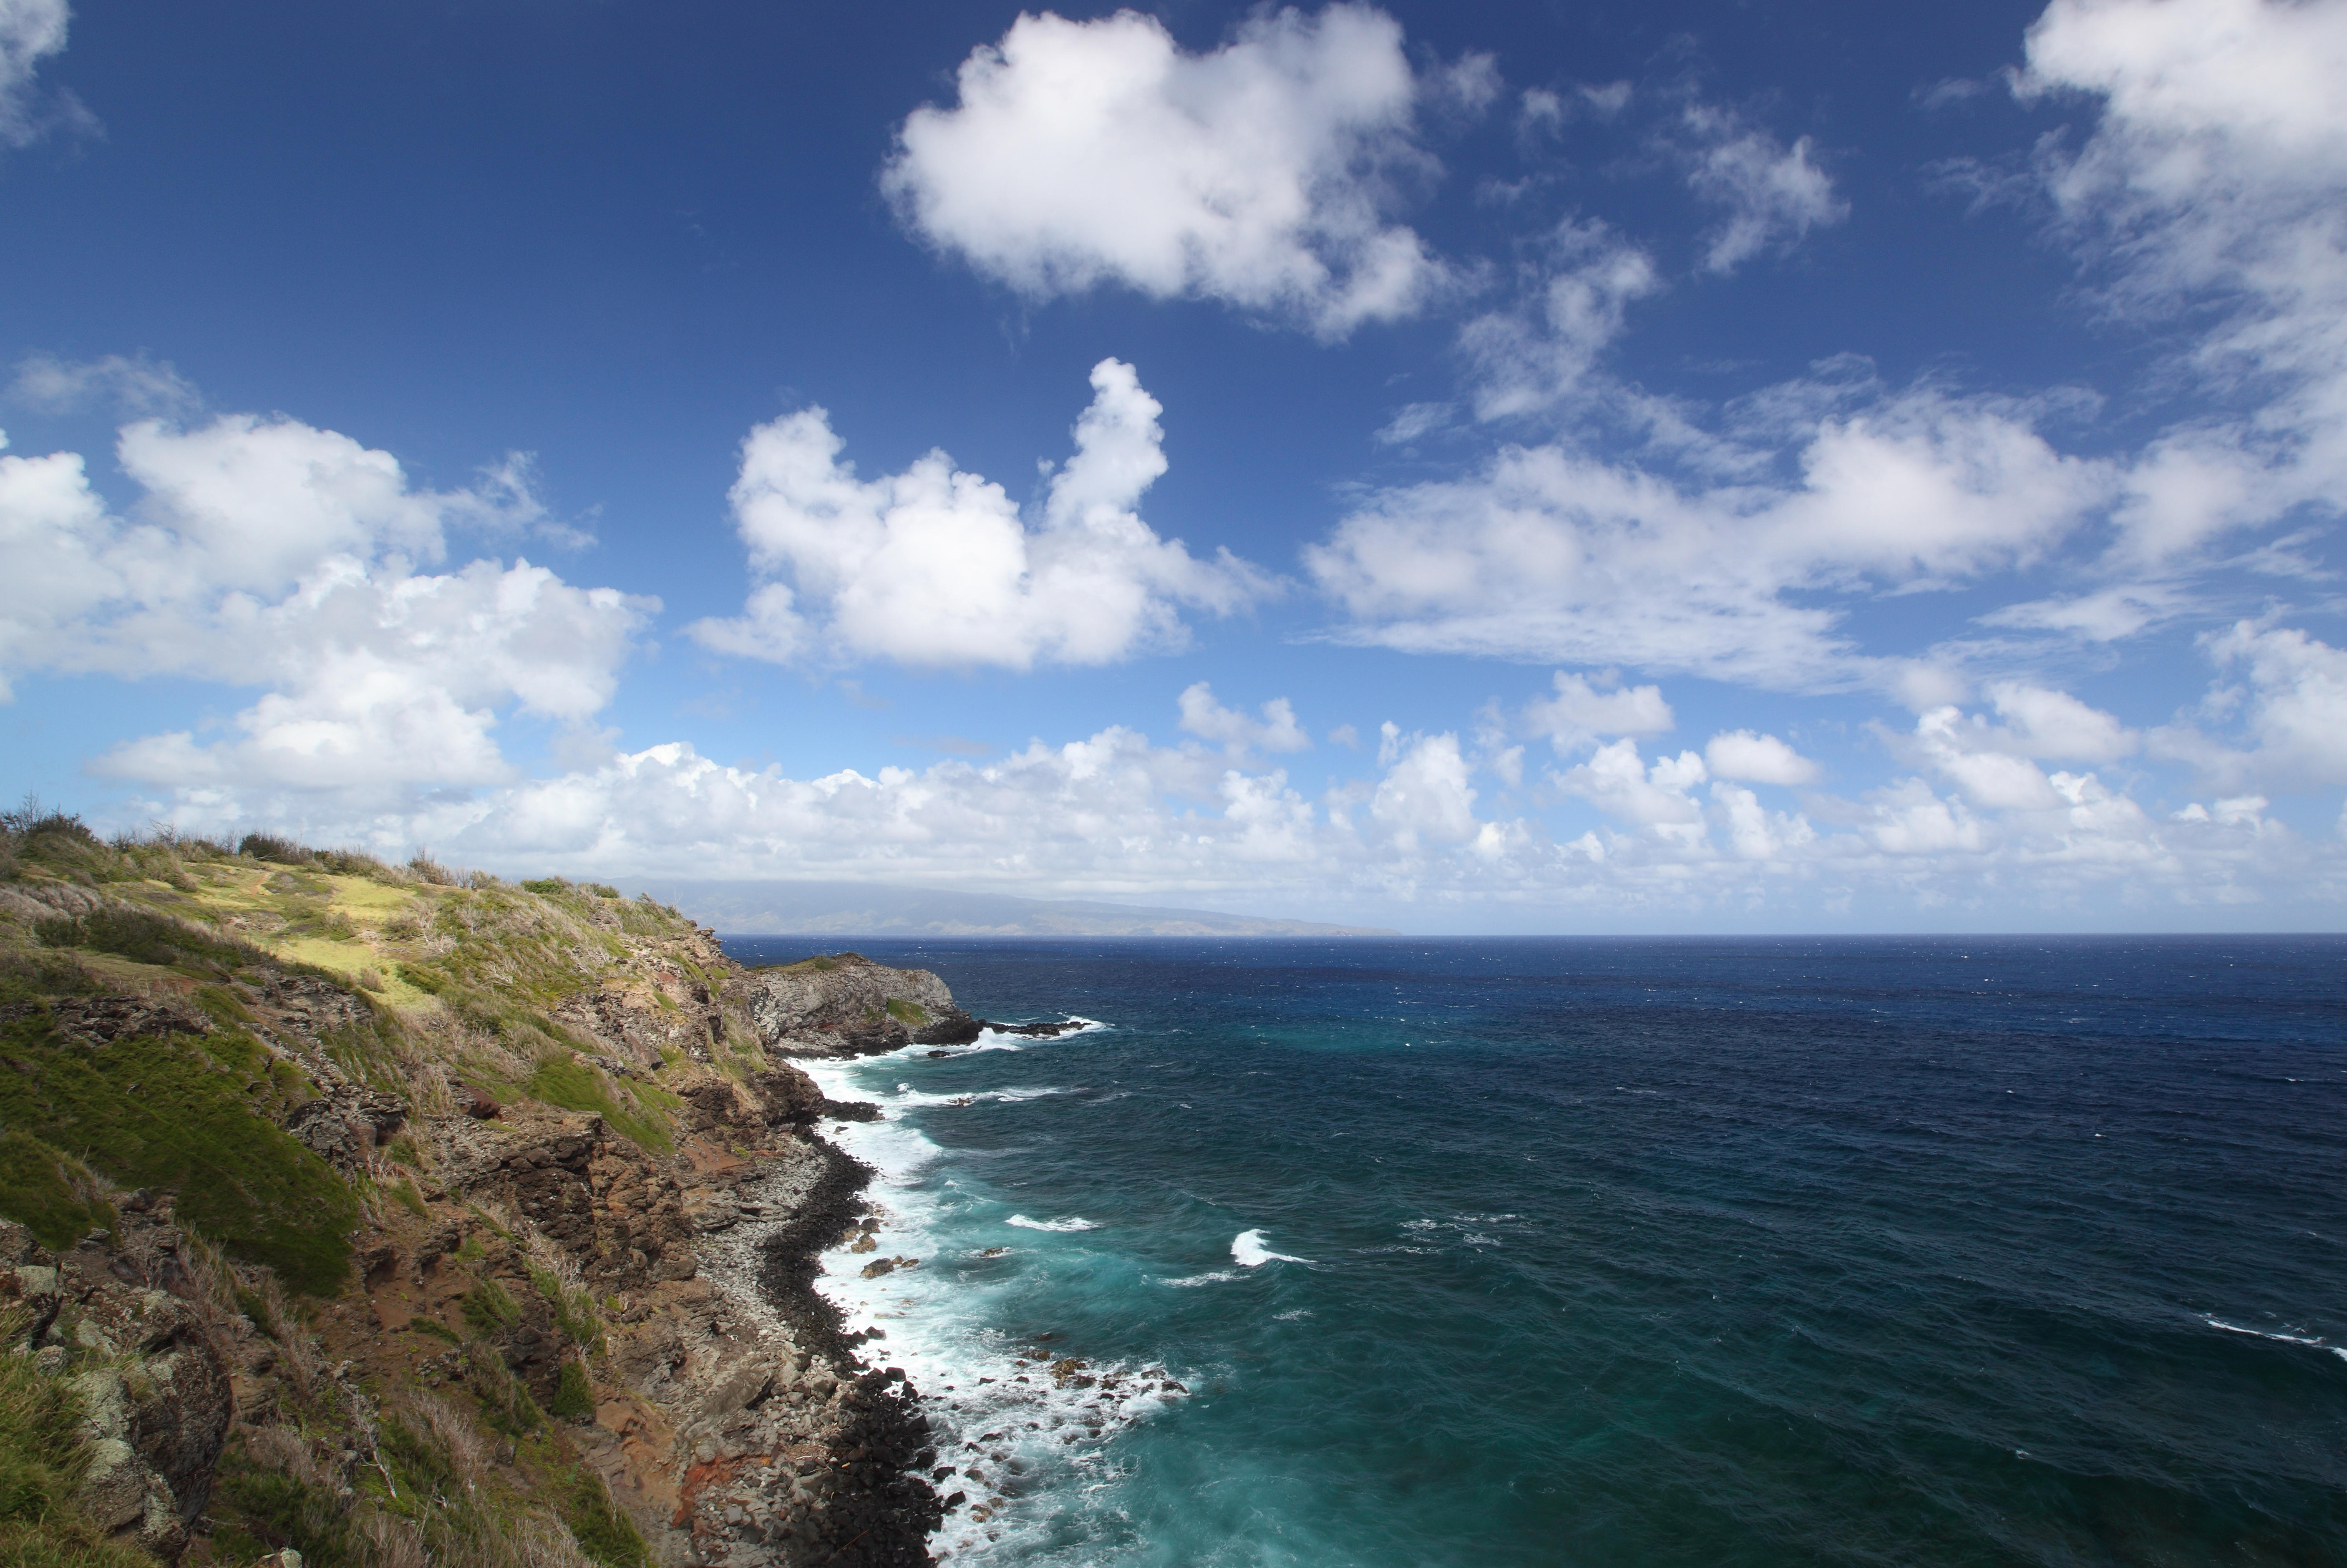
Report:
881,5,1445,337
1979,680,2137,761
0,415,651,797
85,679,2338,924
1704,729,1818,784
1556,738,1709,841
1177,682,1311,754
693,359,1271,671
1678,105,1848,274
1306,386,2113,689
1523,670,1673,748
1368,730,1479,848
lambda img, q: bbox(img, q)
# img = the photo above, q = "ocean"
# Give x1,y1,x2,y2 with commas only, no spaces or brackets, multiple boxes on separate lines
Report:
716,936,2347,1567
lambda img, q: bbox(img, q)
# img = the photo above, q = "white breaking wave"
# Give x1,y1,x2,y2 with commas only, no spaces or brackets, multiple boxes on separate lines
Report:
2204,1315,2347,1363
1162,1269,1239,1287
778,1028,1193,1565
1232,1228,1307,1266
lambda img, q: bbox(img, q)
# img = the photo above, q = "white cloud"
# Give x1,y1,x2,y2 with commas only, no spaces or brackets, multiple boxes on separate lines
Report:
9,353,200,418
1678,106,1848,274
1712,782,1817,860
2020,0,2347,562
1906,707,2067,810
1978,582,2189,641
1306,387,2113,689
1177,682,1311,753
1458,219,1660,420
1524,670,1674,748
881,4,1445,338
0,0,80,147
1369,730,1479,848
87,686,2339,924
0,415,652,796
1705,729,1819,784
693,359,1270,671
1981,680,2137,761
2154,620,2347,790
1373,400,1453,446
1556,738,1709,839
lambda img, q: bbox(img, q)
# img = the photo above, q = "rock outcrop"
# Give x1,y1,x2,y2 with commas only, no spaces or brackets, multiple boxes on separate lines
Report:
0,1206,234,1563
741,955,981,1057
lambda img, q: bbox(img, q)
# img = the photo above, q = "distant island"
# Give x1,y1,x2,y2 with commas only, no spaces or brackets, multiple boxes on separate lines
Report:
621,879,1400,938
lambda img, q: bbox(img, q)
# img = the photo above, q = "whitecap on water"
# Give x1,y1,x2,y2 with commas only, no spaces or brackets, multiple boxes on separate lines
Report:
1232,1228,1307,1266
1005,1214,1100,1232
2203,1314,2347,1363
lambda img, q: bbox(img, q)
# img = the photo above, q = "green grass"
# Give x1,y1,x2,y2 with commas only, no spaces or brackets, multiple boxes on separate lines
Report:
527,1265,605,1354
0,1010,357,1294
886,997,930,1024
210,1447,353,1568
526,1058,676,1154
390,1176,429,1217
559,1470,647,1568
0,1133,113,1251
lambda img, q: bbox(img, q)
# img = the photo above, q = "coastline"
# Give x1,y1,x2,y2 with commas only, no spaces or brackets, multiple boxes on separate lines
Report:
781,1024,1194,1563
694,1128,944,1565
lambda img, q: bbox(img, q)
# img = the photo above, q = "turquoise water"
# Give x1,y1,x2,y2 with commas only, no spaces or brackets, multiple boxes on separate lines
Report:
722,937,2347,1566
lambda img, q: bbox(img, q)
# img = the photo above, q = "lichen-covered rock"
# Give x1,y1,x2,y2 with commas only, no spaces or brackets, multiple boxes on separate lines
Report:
0,1211,234,1564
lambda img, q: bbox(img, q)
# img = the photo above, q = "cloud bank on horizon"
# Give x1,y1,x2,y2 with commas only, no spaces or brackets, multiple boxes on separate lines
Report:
3,0,2345,930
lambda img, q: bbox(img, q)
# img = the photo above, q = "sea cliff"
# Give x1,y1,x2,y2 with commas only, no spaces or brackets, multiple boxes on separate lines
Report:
0,810,973,1568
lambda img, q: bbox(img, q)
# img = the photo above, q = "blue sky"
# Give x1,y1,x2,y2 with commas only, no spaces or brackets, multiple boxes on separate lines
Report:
4,0,2344,930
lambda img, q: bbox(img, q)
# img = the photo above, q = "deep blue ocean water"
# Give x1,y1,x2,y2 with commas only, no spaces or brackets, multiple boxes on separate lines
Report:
718,936,2347,1567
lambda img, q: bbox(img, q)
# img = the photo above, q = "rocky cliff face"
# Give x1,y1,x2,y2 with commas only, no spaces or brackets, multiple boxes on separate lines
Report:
0,820,961,1568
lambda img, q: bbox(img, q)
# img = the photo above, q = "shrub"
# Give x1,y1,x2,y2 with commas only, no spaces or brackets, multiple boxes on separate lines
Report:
0,798,95,846
33,907,257,976
237,833,313,865
548,1359,594,1422
460,1280,522,1335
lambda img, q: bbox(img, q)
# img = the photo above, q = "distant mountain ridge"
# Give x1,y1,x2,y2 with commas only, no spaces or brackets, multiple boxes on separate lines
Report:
623,879,1398,937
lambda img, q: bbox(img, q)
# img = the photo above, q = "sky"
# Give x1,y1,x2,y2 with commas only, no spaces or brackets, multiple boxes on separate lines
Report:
3,0,2345,932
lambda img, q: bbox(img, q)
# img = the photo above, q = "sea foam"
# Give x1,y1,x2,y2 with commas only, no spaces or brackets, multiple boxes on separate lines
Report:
782,1027,1188,1563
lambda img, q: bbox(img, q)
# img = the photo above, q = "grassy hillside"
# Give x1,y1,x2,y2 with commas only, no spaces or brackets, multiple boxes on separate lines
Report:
0,804,781,1568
